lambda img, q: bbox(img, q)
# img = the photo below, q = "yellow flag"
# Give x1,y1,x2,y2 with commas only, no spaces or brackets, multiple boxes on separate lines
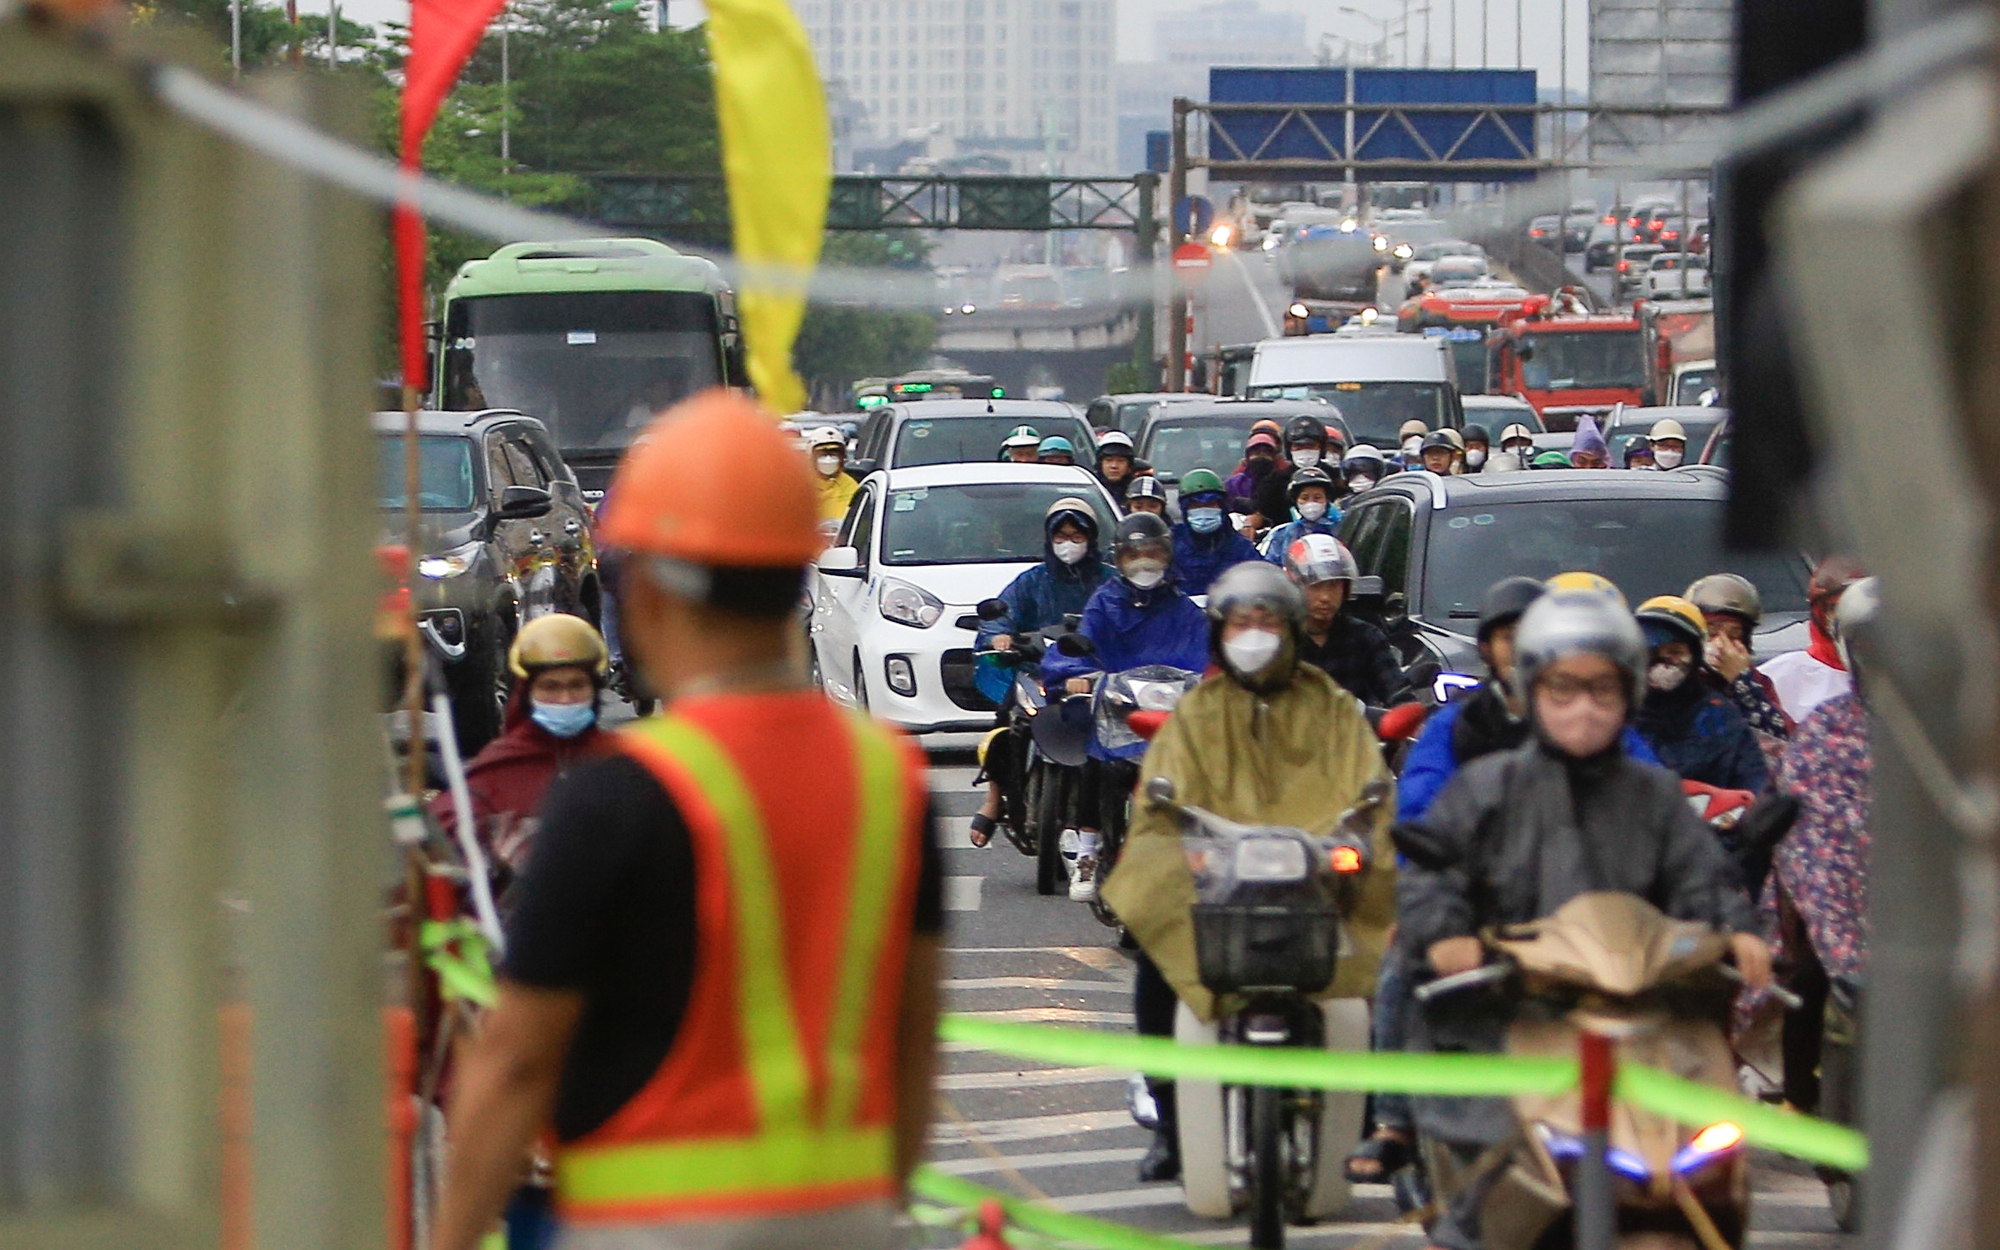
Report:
705,0,829,415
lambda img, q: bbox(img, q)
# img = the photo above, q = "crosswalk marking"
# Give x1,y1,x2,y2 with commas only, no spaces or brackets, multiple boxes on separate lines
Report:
936,1065,1126,1091
943,875,984,911
952,1005,1128,1025
929,1109,1136,1145
927,1146,1145,1175
945,975,1127,992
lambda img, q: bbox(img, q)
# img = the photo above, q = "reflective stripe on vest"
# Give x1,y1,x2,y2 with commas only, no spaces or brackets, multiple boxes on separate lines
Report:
557,711,909,1215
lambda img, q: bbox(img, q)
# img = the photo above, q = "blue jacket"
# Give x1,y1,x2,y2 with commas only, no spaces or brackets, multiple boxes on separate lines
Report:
1261,515,1344,565
975,556,1113,648
1636,686,1770,794
1170,523,1261,596
1398,693,1662,824
1042,576,1210,760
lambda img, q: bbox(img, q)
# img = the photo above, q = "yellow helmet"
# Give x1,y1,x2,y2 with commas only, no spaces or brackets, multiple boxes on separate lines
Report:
508,613,610,680
976,726,1009,769
1544,571,1625,605
1634,594,1708,649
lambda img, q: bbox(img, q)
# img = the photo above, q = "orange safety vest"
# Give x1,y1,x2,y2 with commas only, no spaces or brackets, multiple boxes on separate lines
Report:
555,692,925,1225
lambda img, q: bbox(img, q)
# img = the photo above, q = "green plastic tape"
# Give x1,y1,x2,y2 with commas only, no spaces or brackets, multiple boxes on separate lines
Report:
1617,1063,1869,1173
912,1168,1205,1250
419,918,498,1008
940,1013,1870,1173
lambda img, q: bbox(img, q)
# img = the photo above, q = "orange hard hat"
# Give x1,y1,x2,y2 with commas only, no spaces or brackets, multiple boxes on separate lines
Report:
598,390,822,566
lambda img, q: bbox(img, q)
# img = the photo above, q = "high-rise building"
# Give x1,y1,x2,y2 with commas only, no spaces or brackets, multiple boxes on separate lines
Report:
1114,0,1308,171
800,0,1117,173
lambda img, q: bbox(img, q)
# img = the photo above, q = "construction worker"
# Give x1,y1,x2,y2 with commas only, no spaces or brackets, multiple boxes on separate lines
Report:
431,391,942,1250
809,426,859,522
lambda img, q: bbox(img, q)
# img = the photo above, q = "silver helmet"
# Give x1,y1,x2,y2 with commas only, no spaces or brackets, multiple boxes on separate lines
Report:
1513,589,1648,712
1685,572,1761,629
1205,559,1307,631
1283,533,1359,587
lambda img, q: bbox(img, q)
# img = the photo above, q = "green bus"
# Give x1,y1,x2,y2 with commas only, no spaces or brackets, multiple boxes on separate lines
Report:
435,238,742,495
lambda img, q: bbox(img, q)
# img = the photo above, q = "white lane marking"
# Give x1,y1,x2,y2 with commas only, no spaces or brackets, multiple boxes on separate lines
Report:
937,1065,1126,1091
1177,1224,1421,1244
943,876,984,911
928,765,984,788
929,1109,1137,1144
953,1005,1128,1024
1043,1187,1198,1214
945,975,1128,992
1223,248,1281,339
928,1146,1145,1176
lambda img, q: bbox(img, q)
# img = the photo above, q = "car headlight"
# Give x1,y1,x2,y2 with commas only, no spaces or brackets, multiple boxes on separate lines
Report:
1372,234,1390,252
879,578,945,628
1393,243,1414,259
418,542,480,579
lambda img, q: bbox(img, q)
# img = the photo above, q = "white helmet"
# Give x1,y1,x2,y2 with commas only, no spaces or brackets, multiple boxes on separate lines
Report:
1283,533,1359,586
1499,422,1536,447
1648,418,1688,443
1832,576,1880,673
807,426,845,452
1513,589,1648,713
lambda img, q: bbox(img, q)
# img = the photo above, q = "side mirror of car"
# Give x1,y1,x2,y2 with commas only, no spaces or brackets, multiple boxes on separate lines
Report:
1516,345,1535,362
818,546,863,576
1056,632,1097,658
496,485,554,521
847,457,877,478
976,597,1009,621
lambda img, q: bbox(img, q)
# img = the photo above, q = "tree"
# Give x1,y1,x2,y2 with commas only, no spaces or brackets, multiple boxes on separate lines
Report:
793,233,939,409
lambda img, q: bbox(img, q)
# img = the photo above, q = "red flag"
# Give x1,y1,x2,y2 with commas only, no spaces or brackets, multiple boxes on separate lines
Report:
396,0,508,398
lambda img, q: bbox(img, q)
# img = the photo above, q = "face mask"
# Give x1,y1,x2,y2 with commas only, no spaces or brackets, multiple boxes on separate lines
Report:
1297,500,1328,522
1654,449,1684,469
1122,559,1166,589
1188,506,1224,534
531,699,597,739
1402,437,1423,456
1223,628,1283,676
1052,539,1089,565
1648,661,1691,692
1292,448,1321,469
1465,449,1487,468
816,454,842,477
1536,694,1625,758
1348,475,1376,491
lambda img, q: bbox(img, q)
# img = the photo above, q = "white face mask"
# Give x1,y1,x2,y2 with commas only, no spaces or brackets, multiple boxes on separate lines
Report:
1297,500,1328,522
1292,448,1321,469
1648,661,1691,692
1465,449,1487,468
1223,628,1284,675
1348,475,1376,491
1654,449,1684,469
1051,539,1089,565
1402,437,1423,456
815,454,843,477
1122,559,1167,589
1537,693,1625,758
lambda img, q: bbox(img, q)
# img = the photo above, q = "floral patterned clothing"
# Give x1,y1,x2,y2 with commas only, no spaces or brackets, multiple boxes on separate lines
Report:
1763,692,1871,980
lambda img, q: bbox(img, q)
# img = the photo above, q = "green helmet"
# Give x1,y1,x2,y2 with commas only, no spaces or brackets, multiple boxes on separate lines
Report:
1180,467,1225,498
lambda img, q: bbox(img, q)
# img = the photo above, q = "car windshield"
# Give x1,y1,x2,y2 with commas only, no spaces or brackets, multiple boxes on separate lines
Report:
378,434,476,511
1421,497,1809,621
1415,240,1475,260
1139,415,1261,482
892,414,1093,467
1520,330,1645,390
880,482,1115,565
1245,382,1449,445
1116,400,1162,431
1675,369,1718,404
440,290,722,454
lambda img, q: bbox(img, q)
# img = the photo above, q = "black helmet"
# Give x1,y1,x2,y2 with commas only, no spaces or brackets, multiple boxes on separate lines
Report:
1044,496,1100,543
1283,414,1329,449
1462,423,1491,448
1206,559,1306,630
1477,576,1545,642
1286,465,1337,503
1112,509,1173,556
1420,429,1458,455
1125,475,1168,504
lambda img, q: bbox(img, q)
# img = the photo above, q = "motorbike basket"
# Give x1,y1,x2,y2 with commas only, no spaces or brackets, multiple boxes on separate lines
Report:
1191,901,1339,994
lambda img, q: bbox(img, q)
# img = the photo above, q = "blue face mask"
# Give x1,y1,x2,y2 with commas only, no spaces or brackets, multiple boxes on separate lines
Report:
1188,506,1224,534
531,699,597,739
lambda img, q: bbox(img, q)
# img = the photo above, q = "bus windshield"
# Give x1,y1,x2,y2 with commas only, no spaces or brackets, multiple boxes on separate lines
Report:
1520,330,1644,391
441,290,721,454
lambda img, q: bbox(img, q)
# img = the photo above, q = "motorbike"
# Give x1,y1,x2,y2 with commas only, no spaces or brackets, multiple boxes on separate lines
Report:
1147,773,1388,1249
1410,892,1791,1250
1816,973,1862,1232
972,600,1090,896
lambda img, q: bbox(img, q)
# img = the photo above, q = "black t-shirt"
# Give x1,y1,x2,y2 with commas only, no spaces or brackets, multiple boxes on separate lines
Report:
504,754,943,1141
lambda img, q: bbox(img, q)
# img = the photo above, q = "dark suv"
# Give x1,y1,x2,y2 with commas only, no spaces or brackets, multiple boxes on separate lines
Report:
1337,467,1811,676
375,410,600,750
845,399,1094,475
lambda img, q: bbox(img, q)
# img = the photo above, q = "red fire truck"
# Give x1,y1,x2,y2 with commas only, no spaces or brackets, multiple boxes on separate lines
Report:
1396,283,1538,394
1490,291,1646,430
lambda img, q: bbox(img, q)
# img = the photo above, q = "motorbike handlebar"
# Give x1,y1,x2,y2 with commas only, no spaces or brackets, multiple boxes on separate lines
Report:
1412,961,1514,1004
1718,962,1805,1010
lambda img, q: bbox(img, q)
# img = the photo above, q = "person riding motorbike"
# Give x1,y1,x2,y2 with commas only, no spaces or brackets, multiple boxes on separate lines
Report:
1040,512,1209,902
1396,418,1429,464
1000,424,1042,463
1624,438,1657,469
1459,424,1490,474
1095,429,1143,506
1249,414,1334,526
1281,534,1407,709
967,498,1114,847
1633,595,1769,794
1568,414,1610,468
1418,429,1458,476
1102,561,1396,1184
1686,572,1789,738
1224,428,1284,509
1037,435,1077,466
1169,467,1261,595
1124,473,1170,519
1649,417,1689,469
1759,554,1866,724
1394,588,1770,1250
1497,423,1535,461
1341,444,1386,494
808,426,858,521
1260,467,1342,562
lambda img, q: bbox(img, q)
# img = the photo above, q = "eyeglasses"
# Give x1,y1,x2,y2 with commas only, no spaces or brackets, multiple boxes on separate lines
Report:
1537,673,1626,707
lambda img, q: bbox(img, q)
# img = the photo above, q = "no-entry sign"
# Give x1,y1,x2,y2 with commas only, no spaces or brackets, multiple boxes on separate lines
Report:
1172,242,1213,285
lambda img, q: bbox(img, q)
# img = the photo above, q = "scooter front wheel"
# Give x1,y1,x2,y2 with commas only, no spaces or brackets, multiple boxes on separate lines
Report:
1250,1084,1285,1249
1030,766,1065,896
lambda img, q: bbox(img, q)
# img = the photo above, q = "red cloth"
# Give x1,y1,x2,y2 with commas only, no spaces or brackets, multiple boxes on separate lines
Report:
1805,617,1846,672
429,685,609,874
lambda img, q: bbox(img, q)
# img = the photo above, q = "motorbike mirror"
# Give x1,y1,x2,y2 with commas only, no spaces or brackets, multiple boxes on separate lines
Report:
1404,657,1441,690
976,597,1009,621
1350,575,1385,600
1145,776,1178,807
1062,612,1082,629
1127,709,1170,741
1055,632,1097,658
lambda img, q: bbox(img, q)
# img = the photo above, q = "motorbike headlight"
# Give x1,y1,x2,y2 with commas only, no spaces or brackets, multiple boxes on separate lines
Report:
1671,1122,1744,1177
879,578,944,628
1234,836,1310,883
418,542,480,579
1131,680,1185,712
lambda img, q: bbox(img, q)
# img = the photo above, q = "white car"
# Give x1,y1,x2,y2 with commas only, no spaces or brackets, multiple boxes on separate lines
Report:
1641,252,1710,299
808,462,1120,734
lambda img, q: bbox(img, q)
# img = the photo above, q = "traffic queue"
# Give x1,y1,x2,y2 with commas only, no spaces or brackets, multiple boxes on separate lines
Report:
419,390,1871,1250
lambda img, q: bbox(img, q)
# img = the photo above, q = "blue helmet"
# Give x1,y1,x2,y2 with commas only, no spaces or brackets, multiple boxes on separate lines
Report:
1038,435,1076,457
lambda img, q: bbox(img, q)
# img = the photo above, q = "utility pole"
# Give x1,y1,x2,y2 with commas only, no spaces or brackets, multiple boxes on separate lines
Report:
1514,0,1521,68
1449,0,1456,67
326,0,339,67
1422,4,1430,67
1480,0,1487,68
1401,0,1410,65
1166,98,1188,391
231,0,241,76
500,12,511,170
